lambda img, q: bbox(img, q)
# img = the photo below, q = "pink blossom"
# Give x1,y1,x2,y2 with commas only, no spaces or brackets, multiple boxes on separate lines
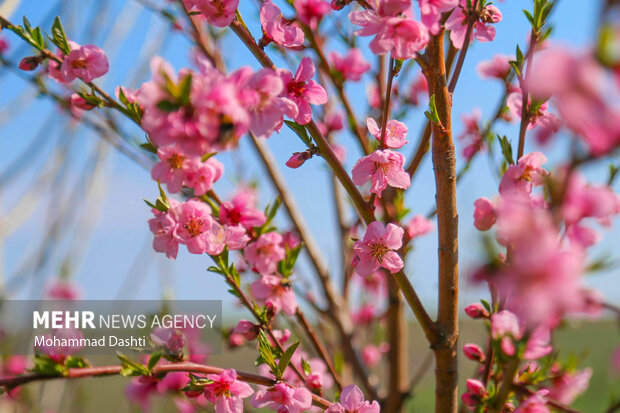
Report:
332,143,347,164
366,117,408,148
295,0,331,28
361,344,386,367
498,152,549,196
246,68,296,139
184,157,224,196
547,368,592,405
458,108,484,161
251,382,312,412
36,328,84,363
279,57,328,124
245,232,286,275
353,221,404,275
419,0,459,34
352,149,410,196
151,146,191,193
168,199,215,254
150,327,186,355
251,275,298,315
612,346,620,373
461,379,487,406
203,369,254,413
0,37,8,54
507,89,559,138
523,325,553,360
148,199,181,259
562,172,620,227
514,390,550,413
60,44,109,82
527,47,620,155
355,270,388,297
464,303,489,319
370,17,430,59
324,110,344,132
473,197,496,231
477,54,512,80
325,384,380,412
260,0,305,48
445,2,502,49
219,191,266,230
183,0,239,27
352,304,377,324
408,73,428,105
491,310,521,341
231,320,259,343
329,48,371,82
139,58,250,156
463,343,486,362
45,278,81,300
406,214,434,239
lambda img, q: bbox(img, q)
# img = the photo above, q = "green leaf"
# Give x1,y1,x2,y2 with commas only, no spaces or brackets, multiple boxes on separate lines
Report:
480,299,491,312
147,353,162,371
177,74,193,107
497,135,515,165
201,152,217,162
117,352,150,377
31,355,65,376
424,95,440,126
140,142,158,154
50,17,70,55
284,120,313,148
301,358,312,376
156,99,181,112
65,356,90,369
278,341,300,374
523,9,534,26
257,330,279,377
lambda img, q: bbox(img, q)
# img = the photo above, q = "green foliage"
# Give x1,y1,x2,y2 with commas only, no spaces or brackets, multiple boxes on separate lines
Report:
117,352,150,377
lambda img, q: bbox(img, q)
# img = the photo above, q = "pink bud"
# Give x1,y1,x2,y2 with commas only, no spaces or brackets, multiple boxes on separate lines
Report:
232,319,259,341
285,151,312,168
463,343,486,362
465,303,489,319
0,38,9,54
466,379,486,397
18,56,41,71
70,94,96,110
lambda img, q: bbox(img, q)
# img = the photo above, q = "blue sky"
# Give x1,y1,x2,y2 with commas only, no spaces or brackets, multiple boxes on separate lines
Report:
0,0,618,316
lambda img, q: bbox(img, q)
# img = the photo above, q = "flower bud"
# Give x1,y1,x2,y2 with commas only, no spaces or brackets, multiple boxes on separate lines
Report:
19,56,42,71
466,379,487,397
465,303,489,319
70,94,97,111
463,343,486,362
285,151,312,169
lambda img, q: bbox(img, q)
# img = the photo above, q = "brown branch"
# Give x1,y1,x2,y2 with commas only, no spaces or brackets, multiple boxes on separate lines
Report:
489,357,520,413
0,362,332,409
406,122,432,177
379,58,396,149
424,31,460,413
295,309,343,391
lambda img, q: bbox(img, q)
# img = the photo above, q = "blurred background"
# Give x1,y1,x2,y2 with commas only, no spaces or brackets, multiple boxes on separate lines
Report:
0,0,619,411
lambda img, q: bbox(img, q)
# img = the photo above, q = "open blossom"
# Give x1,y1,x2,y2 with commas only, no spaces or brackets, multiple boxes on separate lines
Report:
251,382,312,412
295,0,331,28
473,197,496,231
151,146,222,194
279,57,328,124
477,54,512,80
506,88,560,138
169,199,216,254
251,274,298,315
366,117,408,148
361,344,387,367
139,58,250,156
406,214,434,239
260,0,305,48
203,369,253,413
515,390,550,413
419,0,459,34
445,1,502,49
150,327,186,355
352,150,410,196
547,368,592,405
148,199,181,259
458,108,484,161
349,1,429,59
353,221,404,275
246,68,296,139
527,47,620,154
60,44,109,82
244,232,286,275
325,384,380,412
329,48,371,82
183,0,239,27
498,152,549,196
219,191,266,230
183,157,224,196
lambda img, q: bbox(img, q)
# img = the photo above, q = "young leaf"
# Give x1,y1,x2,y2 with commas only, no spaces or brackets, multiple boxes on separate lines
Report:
284,120,313,148
117,352,150,377
278,341,300,374
50,17,70,55
497,135,515,165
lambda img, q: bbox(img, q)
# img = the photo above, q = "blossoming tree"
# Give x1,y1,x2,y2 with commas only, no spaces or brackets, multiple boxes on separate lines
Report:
1,0,620,412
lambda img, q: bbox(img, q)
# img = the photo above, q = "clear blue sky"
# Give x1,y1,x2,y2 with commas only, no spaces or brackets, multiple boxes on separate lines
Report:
1,0,617,316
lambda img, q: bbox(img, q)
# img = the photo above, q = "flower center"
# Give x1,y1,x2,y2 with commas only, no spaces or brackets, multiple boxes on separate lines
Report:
370,242,389,263
184,218,204,237
72,58,88,69
167,153,185,169
287,80,307,98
